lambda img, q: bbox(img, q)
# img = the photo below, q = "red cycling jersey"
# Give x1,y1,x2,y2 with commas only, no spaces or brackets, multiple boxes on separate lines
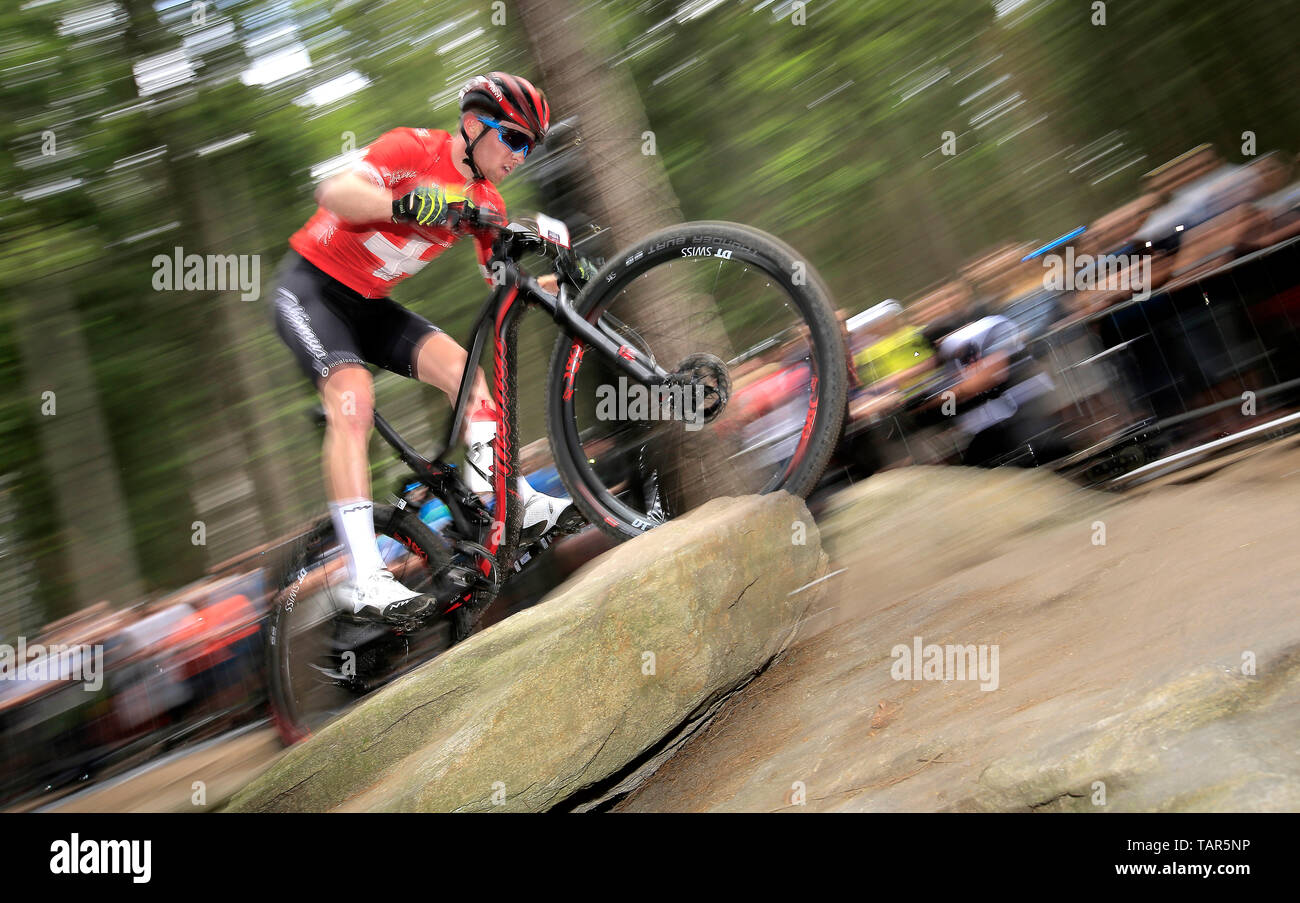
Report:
289,127,505,299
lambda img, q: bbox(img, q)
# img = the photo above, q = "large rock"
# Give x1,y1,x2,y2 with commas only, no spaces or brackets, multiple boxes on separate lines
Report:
225,492,829,812
619,449,1300,811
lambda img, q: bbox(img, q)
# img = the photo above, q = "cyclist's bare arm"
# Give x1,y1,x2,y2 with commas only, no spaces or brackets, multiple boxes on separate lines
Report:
315,172,391,224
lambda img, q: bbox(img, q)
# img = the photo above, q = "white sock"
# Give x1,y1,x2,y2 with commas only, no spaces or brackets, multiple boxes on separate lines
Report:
329,498,385,582
463,414,547,504
463,415,498,496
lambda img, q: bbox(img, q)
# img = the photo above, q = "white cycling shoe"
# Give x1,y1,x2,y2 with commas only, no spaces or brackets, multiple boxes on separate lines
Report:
346,568,434,621
520,492,578,542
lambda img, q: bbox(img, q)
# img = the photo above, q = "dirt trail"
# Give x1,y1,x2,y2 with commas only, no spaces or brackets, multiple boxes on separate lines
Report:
33,725,281,813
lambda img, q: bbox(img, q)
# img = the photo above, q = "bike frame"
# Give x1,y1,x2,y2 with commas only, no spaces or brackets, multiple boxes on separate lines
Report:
369,234,672,602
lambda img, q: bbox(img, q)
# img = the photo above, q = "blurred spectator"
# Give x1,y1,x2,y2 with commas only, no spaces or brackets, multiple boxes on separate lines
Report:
110,599,197,734
929,313,1065,467
1141,147,1273,284
1060,196,1163,321
960,243,1037,314
1251,152,1300,246
911,280,978,346
167,591,262,731
847,301,936,421
834,307,862,394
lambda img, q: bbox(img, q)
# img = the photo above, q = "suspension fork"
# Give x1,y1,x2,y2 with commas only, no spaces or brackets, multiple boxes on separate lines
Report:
527,271,671,386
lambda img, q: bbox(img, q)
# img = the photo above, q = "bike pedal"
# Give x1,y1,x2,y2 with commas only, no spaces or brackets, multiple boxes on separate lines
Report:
554,505,587,535
517,522,546,547
340,601,430,634
532,505,587,544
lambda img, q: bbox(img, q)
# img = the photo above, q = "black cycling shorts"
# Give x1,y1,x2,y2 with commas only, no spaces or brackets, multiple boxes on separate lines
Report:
270,251,441,385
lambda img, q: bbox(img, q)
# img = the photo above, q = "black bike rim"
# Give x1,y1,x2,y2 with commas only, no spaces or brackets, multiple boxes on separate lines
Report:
555,238,833,537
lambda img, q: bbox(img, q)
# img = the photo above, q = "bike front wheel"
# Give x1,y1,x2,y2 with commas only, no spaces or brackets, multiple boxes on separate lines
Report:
547,221,846,541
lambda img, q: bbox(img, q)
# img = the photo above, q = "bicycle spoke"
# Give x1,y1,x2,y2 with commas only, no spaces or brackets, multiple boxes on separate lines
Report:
561,250,826,527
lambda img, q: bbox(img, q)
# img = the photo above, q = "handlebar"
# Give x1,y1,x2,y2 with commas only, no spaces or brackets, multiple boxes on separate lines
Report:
459,205,595,292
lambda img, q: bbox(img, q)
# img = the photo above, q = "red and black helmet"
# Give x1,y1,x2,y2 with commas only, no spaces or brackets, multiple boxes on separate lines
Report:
458,72,550,143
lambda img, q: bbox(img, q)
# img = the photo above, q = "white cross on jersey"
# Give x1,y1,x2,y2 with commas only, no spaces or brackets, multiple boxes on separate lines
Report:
364,233,440,281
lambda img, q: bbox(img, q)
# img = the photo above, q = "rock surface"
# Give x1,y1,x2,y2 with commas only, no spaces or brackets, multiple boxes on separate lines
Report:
225,492,829,812
618,444,1300,811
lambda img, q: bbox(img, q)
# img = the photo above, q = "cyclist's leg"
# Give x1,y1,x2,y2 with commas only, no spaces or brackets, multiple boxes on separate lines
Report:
320,365,373,503
270,256,375,574
413,330,495,432
354,297,492,427
269,253,368,384
319,365,384,575
270,256,429,615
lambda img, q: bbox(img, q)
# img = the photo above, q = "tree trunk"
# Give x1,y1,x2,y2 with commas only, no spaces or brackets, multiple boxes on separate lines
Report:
15,283,145,611
515,0,747,509
172,151,305,553
514,0,683,246
0,474,42,639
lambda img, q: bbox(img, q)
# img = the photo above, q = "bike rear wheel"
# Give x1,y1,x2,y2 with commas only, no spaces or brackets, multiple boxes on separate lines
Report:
265,504,457,745
547,221,846,541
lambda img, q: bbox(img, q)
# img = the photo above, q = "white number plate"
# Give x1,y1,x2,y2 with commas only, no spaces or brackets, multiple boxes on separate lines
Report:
534,212,571,249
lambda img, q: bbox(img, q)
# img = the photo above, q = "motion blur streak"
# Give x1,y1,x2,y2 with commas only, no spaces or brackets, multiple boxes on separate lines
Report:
3,0,1300,807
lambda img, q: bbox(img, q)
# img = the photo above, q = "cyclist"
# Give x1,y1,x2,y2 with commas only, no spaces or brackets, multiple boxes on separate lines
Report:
270,72,572,623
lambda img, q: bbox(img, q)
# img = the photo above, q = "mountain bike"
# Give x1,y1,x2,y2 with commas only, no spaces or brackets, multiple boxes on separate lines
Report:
264,211,847,745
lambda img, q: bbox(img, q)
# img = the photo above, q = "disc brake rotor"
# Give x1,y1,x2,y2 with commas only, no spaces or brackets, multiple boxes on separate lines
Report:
668,352,730,424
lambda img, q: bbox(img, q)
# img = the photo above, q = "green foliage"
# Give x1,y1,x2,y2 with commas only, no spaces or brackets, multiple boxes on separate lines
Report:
3,0,1299,619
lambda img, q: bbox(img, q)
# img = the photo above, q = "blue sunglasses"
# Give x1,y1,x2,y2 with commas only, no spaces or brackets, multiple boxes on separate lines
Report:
477,116,534,157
